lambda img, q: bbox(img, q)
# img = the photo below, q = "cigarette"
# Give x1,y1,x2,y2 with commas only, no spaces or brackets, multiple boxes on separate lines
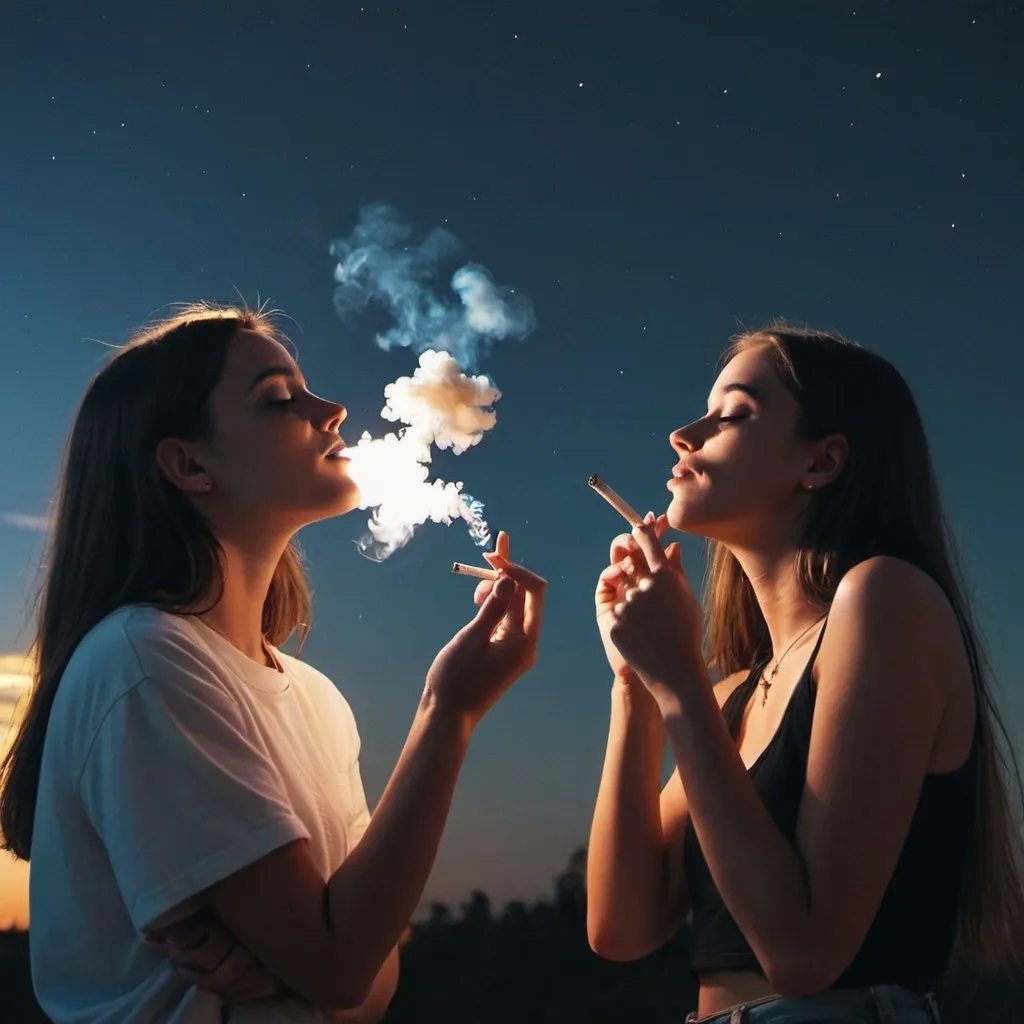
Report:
588,474,644,528
451,562,500,581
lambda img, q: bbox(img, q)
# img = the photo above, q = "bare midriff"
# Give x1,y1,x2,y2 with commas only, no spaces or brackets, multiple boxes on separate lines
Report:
697,970,777,1018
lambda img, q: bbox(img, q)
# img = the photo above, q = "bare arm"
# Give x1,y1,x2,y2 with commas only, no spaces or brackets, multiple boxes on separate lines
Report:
146,913,398,1019
328,946,399,1022
616,541,962,995
202,696,469,1011
196,561,545,1012
587,669,746,960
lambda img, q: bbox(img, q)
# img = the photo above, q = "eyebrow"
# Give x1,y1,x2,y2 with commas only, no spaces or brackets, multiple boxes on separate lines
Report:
708,382,762,410
247,366,303,393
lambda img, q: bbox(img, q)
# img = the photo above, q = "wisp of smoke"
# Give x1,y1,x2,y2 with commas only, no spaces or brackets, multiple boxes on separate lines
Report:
330,203,533,372
330,205,531,561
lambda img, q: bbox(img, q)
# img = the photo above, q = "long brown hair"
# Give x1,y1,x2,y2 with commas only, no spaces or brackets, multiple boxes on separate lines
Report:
0,303,311,861
704,322,1024,972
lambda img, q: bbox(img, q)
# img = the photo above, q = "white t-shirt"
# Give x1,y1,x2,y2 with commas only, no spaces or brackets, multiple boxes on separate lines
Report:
29,604,372,1024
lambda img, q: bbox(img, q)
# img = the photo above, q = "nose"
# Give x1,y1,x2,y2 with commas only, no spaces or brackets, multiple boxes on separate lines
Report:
670,420,702,454
316,398,347,435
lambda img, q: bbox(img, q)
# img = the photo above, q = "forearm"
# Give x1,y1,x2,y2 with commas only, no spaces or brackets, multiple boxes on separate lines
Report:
328,946,400,1022
324,691,471,996
587,672,672,957
659,677,816,985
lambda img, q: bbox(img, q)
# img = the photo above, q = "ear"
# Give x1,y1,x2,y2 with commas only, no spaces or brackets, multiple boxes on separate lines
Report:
155,437,213,494
802,433,848,492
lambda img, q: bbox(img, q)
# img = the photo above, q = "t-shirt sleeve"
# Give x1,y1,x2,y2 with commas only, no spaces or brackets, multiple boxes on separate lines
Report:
347,711,372,848
78,668,310,933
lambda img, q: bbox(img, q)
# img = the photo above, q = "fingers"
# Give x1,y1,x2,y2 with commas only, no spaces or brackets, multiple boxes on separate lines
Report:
664,541,683,571
183,944,260,996
609,531,640,564
501,579,528,640
496,530,510,561
610,513,668,562
484,530,511,569
478,529,510,604
485,555,547,639
486,555,546,591
146,912,286,1006
631,514,668,571
158,918,233,973
466,575,517,637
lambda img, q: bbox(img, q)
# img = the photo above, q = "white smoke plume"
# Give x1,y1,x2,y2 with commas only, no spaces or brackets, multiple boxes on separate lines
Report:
343,351,497,560
330,206,531,561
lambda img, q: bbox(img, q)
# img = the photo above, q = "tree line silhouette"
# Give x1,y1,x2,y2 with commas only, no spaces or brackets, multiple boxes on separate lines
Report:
2,847,1021,1021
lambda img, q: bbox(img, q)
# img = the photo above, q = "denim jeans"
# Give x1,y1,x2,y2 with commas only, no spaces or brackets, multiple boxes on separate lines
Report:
684,984,941,1023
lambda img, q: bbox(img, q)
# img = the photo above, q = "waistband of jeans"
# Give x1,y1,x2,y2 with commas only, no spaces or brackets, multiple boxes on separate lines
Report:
683,983,940,1023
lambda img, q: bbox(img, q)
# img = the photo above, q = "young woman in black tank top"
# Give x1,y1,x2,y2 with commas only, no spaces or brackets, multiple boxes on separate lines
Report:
585,325,1024,1023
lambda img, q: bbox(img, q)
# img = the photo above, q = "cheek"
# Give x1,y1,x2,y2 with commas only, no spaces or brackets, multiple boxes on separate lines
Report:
216,430,299,494
725,438,804,504
684,439,795,509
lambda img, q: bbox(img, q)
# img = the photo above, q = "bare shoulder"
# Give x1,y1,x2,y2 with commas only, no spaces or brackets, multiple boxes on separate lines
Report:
833,555,953,615
828,555,965,662
821,556,973,764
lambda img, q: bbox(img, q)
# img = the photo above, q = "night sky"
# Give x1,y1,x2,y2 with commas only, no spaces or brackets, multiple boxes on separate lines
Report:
1,2,1022,914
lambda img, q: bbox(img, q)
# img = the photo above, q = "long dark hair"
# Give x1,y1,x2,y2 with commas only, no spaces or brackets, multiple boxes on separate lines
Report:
0,303,311,860
704,323,1024,972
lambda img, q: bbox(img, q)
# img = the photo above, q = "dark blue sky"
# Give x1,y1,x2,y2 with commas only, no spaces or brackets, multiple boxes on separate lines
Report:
1,2,1021,908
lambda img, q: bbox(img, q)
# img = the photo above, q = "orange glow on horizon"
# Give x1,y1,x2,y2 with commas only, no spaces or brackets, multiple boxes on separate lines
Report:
0,652,34,930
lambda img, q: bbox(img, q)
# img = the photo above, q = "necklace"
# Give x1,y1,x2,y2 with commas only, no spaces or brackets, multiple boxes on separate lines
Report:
759,614,827,706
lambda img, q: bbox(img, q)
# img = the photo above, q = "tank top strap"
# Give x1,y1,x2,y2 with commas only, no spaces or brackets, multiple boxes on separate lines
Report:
722,664,761,738
804,613,830,677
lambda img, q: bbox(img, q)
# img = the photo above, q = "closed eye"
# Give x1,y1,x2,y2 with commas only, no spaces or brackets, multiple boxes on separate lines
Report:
718,413,749,424
268,397,297,408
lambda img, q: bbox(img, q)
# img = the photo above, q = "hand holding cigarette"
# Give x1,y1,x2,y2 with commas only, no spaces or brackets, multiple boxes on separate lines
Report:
451,531,535,609
428,529,547,727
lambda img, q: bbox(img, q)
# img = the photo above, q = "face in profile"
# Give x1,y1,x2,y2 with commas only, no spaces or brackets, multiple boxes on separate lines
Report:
666,344,833,546
160,329,360,534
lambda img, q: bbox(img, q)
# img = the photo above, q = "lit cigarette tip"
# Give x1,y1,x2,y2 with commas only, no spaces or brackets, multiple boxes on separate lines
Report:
451,561,500,581
587,473,644,528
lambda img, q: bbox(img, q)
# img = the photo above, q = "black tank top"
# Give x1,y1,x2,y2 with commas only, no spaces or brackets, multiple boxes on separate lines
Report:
682,623,977,993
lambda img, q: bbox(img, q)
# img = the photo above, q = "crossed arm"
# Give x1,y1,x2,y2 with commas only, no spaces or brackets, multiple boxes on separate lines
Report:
144,891,400,1020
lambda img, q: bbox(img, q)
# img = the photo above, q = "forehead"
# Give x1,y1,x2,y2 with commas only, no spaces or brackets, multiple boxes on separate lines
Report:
220,329,298,387
710,344,780,398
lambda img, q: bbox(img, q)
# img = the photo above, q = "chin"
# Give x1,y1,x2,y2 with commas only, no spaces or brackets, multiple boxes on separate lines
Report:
666,495,699,533
294,479,362,525
665,496,720,539
321,486,362,519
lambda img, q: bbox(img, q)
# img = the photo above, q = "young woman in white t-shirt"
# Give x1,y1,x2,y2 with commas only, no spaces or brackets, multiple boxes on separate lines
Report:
0,303,546,1023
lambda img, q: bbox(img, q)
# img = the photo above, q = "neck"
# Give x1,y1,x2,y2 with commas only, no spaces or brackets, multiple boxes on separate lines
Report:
195,530,291,664
727,540,828,662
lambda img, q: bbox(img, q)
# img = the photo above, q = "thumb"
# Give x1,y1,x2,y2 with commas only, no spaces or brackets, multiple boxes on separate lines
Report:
665,542,683,571
467,575,516,635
